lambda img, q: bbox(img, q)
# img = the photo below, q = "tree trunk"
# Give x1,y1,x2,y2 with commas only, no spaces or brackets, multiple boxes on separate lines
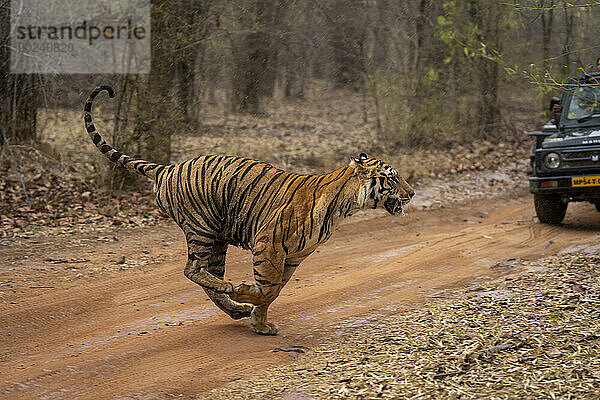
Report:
541,0,555,112
541,0,554,75
0,3,37,145
0,76,38,144
469,0,501,139
134,0,176,166
107,75,138,190
176,57,195,122
410,0,429,97
231,0,277,115
174,0,210,124
232,31,271,114
562,3,573,77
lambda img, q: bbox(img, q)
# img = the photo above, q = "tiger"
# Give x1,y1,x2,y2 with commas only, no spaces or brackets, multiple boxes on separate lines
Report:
83,85,415,335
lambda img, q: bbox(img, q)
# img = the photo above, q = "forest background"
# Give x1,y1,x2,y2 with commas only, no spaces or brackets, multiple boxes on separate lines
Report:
1,0,599,229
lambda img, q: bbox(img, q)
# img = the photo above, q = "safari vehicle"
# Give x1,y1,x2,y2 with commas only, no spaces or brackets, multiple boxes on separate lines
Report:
529,72,600,224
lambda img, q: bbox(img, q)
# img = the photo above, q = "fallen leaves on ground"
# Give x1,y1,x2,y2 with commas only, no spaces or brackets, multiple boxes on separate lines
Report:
2,84,536,238
0,146,166,238
202,253,600,399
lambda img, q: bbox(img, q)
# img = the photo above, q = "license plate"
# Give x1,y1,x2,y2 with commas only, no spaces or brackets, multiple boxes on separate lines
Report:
572,176,600,187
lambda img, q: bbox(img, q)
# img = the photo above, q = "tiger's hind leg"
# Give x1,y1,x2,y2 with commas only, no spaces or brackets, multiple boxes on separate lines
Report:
202,242,251,320
184,233,235,294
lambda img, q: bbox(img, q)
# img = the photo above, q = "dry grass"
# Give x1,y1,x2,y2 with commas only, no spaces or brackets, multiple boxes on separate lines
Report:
1,84,534,238
202,252,600,399
36,83,534,182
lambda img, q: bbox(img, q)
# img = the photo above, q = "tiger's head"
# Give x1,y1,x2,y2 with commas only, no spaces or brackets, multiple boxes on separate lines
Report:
350,153,415,215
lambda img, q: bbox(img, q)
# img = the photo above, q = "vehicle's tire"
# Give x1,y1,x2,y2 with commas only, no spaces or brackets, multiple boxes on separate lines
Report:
534,194,567,224
596,202,600,213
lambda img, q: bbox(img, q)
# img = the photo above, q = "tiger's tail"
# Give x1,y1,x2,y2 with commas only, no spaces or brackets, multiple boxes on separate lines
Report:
83,85,165,180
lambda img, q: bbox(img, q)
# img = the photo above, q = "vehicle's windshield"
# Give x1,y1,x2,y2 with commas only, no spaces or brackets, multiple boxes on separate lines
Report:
566,83,600,120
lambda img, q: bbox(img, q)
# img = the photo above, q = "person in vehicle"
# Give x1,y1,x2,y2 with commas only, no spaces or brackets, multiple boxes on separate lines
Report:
551,58,600,122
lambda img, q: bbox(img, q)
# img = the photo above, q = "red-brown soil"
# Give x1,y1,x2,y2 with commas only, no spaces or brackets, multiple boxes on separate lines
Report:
1,195,599,399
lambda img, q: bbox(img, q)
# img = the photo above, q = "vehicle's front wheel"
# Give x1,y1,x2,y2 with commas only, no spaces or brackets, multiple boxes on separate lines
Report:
534,194,567,224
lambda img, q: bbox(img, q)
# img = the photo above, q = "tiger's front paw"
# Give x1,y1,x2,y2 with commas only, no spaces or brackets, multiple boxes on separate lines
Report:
251,321,279,335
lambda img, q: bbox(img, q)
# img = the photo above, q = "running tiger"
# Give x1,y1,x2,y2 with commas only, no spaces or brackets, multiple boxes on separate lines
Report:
83,85,415,335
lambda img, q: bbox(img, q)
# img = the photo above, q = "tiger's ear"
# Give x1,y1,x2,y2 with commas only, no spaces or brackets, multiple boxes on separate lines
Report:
349,153,368,165
349,158,374,178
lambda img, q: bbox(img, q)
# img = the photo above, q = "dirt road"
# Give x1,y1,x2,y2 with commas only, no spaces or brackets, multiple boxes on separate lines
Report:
1,194,599,399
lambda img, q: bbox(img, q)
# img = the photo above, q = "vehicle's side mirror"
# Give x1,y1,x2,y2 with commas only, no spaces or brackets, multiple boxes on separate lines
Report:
549,97,561,111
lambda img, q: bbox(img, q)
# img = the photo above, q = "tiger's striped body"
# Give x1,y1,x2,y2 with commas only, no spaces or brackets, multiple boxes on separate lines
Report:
84,85,415,335
155,155,357,252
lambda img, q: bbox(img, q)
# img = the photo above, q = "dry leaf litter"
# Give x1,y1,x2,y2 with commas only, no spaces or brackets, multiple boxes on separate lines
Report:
202,253,600,399
2,84,533,238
